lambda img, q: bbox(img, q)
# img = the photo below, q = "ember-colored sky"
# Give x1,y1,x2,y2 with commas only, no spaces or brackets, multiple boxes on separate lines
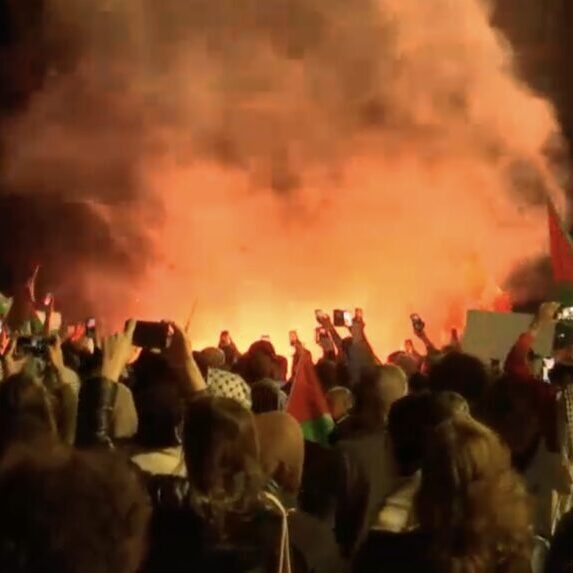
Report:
1,0,566,357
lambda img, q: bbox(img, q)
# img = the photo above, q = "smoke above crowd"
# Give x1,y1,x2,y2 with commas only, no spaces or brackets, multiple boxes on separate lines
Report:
0,0,568,354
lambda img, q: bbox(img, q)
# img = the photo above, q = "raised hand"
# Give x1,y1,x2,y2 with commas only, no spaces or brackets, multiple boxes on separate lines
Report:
530,301,562,337
350,315,365,340
316,311,333,329
1,338,27,379
164,322,206,393
165,322,192,370
101,320,136,382
538,302,561,324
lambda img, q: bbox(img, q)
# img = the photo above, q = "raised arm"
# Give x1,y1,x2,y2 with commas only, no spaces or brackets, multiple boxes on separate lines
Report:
349,314,381,365
75,321,136,448
412,318,438,355
316,313,344,357
164,322,207,401
504,302,560,379
0,336,28,381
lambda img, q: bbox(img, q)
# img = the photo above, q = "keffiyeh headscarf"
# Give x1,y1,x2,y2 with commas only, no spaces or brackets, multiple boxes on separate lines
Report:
207,368,252,410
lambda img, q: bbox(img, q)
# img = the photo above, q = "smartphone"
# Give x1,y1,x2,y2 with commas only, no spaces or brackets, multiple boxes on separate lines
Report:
410,313,425,334
130,321,171,349
43,293,53,307
85,317,97,338
289,330,299,346
16,336,54,357
333,309,351,327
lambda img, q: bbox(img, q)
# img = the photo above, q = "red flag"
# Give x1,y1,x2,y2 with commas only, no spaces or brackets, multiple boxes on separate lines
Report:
548,200,573,284
286,350,333,444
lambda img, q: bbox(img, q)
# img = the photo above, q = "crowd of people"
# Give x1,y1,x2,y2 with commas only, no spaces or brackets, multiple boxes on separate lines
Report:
2,277,573,573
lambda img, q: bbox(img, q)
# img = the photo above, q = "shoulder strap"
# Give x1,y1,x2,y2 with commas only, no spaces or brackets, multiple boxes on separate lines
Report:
263,491,292,573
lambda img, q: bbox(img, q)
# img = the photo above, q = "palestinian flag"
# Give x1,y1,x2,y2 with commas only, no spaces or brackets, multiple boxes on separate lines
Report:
548,199,573,305
287,349,334,444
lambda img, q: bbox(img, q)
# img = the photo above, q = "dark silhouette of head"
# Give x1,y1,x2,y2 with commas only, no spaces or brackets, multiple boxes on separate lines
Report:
353,364,407,430
135,384,184,449
314,359,340,393
0,373,56,458
428,352,489,411
0,445,151,573
388,391,469,476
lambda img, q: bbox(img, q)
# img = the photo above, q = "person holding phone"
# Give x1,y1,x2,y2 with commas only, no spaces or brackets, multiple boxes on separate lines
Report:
316,327,336,361
496,301,573,539
315,308,380,385
347,309,382,386
504,302,561,380
218,330,240,368
315,310,344,358
409,313,438,357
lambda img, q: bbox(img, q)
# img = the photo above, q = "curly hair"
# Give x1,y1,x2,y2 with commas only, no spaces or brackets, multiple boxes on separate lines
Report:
182,396,264,534
416,415,532,573
0,445,151,573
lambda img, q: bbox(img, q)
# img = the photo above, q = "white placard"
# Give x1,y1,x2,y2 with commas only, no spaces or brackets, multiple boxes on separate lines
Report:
461,310,555,363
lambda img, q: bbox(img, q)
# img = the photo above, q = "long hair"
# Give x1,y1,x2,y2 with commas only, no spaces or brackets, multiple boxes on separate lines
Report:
182,396,263,532
416,415,532,573
0,374,56,457
0,445,150,573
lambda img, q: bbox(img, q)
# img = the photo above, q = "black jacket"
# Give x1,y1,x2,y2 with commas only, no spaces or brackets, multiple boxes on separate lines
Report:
145,475,283,573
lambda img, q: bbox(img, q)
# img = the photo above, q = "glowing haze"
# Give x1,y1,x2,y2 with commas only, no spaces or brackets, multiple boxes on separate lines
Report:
1,0,566,357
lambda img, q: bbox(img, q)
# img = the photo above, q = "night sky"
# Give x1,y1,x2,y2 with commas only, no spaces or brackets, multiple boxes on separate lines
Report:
0,0,572,312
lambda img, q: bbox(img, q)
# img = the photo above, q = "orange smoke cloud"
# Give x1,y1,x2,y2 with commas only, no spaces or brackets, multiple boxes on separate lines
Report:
1,0,567,358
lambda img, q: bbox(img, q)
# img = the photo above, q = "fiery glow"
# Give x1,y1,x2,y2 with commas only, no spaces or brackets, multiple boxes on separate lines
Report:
1,0,566,359
136,155,547,359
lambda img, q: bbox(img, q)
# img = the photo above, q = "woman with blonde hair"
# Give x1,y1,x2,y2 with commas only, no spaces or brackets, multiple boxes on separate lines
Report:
354,414,532,573
79,324,292,573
